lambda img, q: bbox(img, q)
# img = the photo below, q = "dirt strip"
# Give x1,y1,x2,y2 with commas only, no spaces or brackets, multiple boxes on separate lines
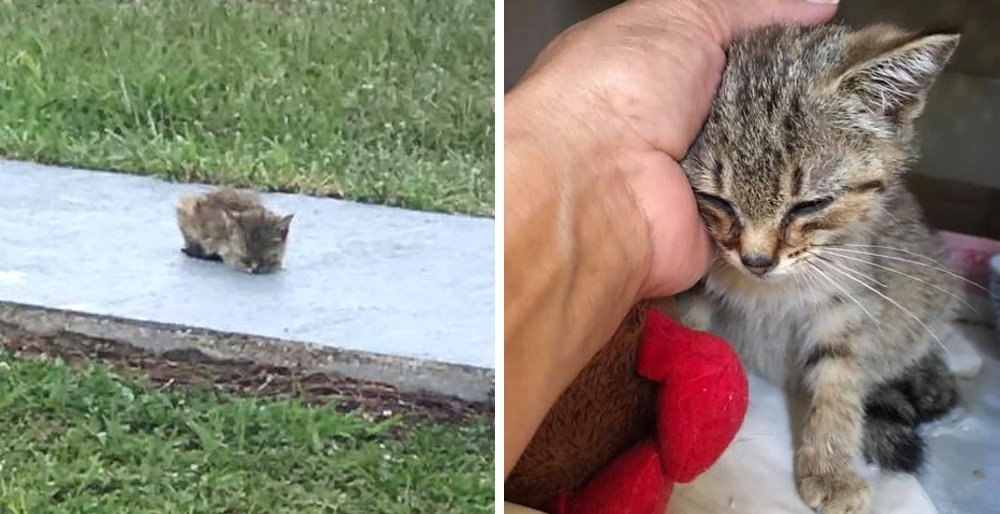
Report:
0,321,492,426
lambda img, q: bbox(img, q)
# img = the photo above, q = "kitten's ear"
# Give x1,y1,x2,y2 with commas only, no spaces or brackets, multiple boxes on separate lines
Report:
835,27,959,124
277,214,293,239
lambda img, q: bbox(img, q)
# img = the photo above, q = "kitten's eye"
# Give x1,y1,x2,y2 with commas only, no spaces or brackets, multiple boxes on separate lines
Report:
694,192,737,219
785,197,834,221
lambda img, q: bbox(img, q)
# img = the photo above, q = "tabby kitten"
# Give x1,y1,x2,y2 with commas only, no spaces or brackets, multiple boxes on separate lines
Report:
674,24,960,514
176,187,293,274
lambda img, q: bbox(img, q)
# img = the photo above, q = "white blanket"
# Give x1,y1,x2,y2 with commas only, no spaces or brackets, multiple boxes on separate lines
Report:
667,321,994,514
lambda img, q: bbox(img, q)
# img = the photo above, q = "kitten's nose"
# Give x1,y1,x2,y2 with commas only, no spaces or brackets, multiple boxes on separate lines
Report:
740,253,775,276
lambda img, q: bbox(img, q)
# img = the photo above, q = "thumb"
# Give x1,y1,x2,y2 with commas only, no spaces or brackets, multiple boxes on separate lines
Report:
631,153,714,299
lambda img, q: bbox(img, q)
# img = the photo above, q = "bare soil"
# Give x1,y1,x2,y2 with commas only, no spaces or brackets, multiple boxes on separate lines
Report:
0,321,492,426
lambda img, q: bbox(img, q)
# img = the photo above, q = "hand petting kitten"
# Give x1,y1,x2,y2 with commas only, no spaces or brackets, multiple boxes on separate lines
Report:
504,0,839,482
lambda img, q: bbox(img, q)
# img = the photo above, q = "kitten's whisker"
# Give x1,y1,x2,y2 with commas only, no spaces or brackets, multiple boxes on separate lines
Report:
815,243,938,263
818,245,961,277
790,272,802,296
818,246,994,299
799,264,823,308
880,208,906,228
805,259,882,331
811,257,948,355
791,272,812,310
815,249,979,314
810,253,887,288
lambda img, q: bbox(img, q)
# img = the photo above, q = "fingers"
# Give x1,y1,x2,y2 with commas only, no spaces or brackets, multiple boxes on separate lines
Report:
642,0,838,47
721,0,839,37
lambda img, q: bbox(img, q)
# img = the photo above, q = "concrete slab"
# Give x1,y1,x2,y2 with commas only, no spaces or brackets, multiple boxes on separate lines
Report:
0,160,494,372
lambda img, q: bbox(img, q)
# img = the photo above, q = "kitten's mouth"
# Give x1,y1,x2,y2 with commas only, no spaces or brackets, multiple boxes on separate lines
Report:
743,269,773,281
725,257,777,280
723,258,798,282
719,259,774,281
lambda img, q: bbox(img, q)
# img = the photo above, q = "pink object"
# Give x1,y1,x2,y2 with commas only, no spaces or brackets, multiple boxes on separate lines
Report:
938,230,1000,296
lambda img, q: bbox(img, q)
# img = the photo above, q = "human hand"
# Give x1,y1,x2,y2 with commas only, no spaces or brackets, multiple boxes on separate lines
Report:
503,0,837,477
506,0,838,299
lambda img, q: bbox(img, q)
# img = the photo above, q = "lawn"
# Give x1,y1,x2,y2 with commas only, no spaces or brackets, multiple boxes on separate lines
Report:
0,2,494,510
0,351,493,513
0,0,494,215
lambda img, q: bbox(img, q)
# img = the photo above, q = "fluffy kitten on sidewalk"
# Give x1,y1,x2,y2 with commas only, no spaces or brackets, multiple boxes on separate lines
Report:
673,24,961,514
176,187,293,274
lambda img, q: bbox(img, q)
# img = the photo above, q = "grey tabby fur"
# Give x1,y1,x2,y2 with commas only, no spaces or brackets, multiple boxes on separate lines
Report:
673,24,961,514
176,187,293,274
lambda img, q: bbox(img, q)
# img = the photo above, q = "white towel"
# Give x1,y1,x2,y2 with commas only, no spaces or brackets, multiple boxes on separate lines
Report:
667,320,991,514
666,373,938,514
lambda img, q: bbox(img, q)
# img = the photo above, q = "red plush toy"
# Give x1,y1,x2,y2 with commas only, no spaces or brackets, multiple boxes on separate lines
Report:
548,309,749,514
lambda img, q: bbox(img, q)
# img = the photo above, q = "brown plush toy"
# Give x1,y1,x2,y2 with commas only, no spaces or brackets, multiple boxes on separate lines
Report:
506,297,749,514
505,300,665,508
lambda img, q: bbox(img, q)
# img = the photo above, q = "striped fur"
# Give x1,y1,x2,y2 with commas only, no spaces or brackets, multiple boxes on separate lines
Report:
673,24,960,514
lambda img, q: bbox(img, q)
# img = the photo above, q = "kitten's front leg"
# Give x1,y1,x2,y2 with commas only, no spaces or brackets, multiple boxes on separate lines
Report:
795,330,871,514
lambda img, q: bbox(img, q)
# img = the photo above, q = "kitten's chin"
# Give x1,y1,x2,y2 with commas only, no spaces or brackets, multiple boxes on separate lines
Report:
710,262,799,291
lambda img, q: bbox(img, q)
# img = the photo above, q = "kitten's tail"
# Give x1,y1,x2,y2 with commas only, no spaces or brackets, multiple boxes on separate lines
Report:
862,352,958,473
862,386,924,472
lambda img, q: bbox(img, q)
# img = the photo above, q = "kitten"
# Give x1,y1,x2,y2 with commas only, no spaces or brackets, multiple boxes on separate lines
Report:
176,187,293,274
674,24,960,514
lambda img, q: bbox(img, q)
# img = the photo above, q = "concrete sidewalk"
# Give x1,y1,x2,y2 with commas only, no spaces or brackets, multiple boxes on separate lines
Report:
0,160,493,397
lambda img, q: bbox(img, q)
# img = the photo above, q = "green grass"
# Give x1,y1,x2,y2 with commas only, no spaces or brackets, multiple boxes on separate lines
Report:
0,353,493,513
0,0,494,215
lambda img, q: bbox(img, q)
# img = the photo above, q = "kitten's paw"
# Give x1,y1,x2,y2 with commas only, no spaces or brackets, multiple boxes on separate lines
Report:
181,247,222,262
796,471,871,514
